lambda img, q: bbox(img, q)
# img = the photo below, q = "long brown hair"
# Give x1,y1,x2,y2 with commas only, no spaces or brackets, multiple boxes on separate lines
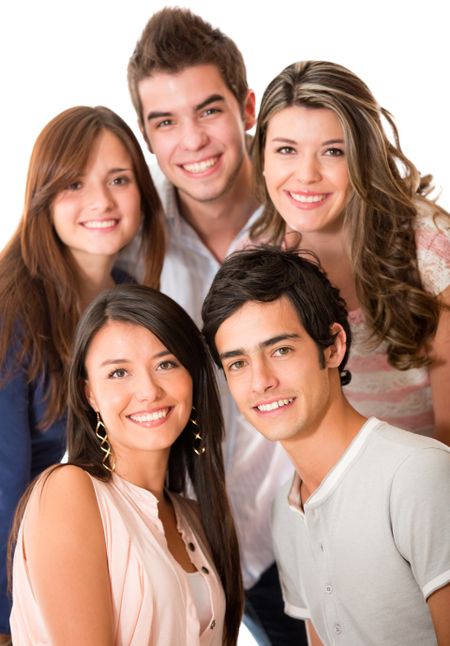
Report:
251,60,447,370
0,106,165,427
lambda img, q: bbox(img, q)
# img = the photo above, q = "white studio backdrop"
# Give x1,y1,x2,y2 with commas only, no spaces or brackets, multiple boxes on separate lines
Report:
0,0,449,251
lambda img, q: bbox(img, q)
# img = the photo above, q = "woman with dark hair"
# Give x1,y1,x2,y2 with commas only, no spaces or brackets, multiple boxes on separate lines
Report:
0,106,165,641
252,60,450,445
9,284,243,645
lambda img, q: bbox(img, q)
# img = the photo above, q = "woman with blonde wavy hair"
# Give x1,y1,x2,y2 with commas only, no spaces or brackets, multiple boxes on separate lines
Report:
0,105,165,643
252,60,450,444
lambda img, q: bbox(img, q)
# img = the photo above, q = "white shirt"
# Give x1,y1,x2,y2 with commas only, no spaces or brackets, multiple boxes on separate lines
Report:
119,165,293,588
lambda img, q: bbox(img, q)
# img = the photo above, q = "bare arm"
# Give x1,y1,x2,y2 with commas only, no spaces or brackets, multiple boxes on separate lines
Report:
306,620,324,646
429,285,450,445
23,466,114,645
427,583,450,645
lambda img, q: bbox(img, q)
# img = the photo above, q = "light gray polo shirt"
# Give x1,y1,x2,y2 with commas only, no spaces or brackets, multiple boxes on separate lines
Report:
272,417,450,645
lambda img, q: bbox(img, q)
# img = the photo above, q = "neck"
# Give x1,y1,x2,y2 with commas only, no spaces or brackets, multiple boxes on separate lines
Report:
114,448,170,500
282,390,366,504
177,155,258,262
71,252,117,311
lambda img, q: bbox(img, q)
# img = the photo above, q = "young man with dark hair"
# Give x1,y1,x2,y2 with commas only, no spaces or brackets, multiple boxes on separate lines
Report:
202,246,450,646
119,9,306,645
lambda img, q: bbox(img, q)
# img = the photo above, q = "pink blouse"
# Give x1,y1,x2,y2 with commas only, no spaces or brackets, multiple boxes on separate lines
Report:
10,472,226,645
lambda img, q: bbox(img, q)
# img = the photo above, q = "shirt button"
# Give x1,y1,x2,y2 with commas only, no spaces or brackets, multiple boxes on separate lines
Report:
210,619,216,629
320,543,324,552
188,542,195,551
201,566,209,574
334,624,343,635
325,584,333,594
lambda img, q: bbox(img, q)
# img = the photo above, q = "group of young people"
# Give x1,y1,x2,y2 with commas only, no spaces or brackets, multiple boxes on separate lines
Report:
0,7,449,646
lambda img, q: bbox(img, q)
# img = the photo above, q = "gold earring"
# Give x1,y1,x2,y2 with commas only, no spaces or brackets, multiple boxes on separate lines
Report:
95,412,116,472
190,407,206,456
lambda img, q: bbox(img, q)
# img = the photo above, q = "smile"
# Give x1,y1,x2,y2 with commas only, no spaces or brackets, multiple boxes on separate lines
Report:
255,398,294,412
82,219,118,229
288,192,327,204
181,156,219,174
128,408,170,423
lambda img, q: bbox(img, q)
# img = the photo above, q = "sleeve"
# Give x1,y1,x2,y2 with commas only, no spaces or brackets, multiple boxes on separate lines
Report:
0,357,32,633
271,486,311,620
390,446,450,600
415,211,450,296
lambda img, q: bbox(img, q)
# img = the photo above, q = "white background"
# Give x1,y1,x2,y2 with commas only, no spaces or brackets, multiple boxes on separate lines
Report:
0,0,448,251
0,3,447,643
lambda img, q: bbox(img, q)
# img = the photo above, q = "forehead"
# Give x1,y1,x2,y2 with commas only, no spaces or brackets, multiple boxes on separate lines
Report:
215,296,309,352
85,320,164,361
138,63,237,114
266,105,343,140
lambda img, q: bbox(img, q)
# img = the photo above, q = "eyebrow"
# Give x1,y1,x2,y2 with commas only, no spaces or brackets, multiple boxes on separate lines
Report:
99,349,172,367
219,333,300,360
270,136,345,146
146,94,225,122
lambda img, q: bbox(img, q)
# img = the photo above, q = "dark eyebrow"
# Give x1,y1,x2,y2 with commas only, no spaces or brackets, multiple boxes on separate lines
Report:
146,110,172,122
99,349,173,368
219,333,300,360
195,94,225,111
108,167,133,174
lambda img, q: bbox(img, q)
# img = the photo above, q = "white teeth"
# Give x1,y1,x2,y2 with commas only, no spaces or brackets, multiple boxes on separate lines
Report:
289,192,325,204
83,219,117,229
129,409,169,423
257,398,294,412
182,157,218,174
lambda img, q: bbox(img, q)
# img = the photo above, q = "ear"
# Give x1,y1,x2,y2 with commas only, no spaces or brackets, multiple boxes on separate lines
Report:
325,323,347,369
243,90,256,131
84,379,99,412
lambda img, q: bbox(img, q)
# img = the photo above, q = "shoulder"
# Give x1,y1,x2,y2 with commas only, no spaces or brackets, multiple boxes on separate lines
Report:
26,465,98,518
414,201,450,295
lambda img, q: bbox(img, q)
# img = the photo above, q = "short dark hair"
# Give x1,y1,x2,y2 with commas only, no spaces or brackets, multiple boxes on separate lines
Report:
128,7,249,126
202,246,352,385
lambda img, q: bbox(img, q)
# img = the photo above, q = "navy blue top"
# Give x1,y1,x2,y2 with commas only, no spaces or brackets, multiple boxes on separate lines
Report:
0,268,134,633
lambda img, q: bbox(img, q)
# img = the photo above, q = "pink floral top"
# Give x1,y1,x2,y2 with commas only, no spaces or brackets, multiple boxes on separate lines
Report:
345,208,450,436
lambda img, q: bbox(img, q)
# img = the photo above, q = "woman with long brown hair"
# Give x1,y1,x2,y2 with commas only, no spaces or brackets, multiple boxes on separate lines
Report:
10,284,243,645
252,60,450,445
0,106,165,642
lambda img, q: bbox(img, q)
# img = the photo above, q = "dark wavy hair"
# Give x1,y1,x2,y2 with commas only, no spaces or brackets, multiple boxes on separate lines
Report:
0,106,165,428
202,245,352,386
251,60,448,370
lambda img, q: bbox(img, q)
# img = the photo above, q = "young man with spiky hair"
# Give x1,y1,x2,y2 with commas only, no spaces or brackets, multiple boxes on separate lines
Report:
201,245,450,646
119,9,306,645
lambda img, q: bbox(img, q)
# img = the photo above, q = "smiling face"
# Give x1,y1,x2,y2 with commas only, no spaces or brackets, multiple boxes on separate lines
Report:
84,320,193,467
51,130,142,266
138,64,255,208
263,106,351,236
215,296,345,446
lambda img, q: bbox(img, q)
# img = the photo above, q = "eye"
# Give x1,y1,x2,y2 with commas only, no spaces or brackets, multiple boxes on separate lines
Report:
272,346,292,357
201,107,221,118
111,175,132,186
108,367,128,379
156,359,179,371
155,118,174,129
276,146,296,155
227,359,247,372
324,147,345,157
66,180,83,191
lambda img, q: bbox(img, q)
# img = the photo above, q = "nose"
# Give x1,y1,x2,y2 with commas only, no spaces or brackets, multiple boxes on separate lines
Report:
86,182,115,213
251,357,279,394
295,153,321,184
135,371,164,402
180,119,209,151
